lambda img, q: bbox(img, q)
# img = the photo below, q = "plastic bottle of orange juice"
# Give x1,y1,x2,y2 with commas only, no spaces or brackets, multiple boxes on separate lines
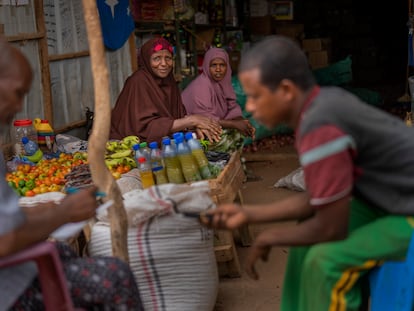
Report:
138,156,155,189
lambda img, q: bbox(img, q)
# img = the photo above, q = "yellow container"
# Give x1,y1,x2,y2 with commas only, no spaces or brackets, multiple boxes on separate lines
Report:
34,118,55,151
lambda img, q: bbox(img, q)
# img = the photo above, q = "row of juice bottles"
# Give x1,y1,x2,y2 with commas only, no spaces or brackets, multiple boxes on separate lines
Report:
134,132,213,189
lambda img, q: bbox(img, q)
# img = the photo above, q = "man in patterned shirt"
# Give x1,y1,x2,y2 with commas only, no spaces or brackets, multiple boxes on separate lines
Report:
203,35,414,311
0,36,143,310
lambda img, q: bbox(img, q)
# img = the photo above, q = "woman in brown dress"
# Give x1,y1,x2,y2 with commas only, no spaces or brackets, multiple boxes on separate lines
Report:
110,37,222,144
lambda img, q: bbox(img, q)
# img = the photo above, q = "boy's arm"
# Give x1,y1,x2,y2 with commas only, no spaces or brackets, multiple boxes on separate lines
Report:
245,195,350,279
254,195,350,247
205,192,314,230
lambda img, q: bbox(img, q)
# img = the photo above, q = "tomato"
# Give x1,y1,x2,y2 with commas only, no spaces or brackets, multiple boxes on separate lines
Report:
123,164,132,173
25,190,35,197
43,177,52,186
23,164,31,173
39,185,48,193
48,184,61,192
27,173,37,180
116,166,124,174
112,171,121,179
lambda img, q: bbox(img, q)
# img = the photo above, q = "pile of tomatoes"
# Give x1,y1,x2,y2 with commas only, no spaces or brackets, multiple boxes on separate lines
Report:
6,152,134,197
6,153,86,197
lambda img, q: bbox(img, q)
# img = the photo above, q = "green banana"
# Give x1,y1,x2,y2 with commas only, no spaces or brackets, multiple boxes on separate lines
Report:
120,143,130,150
123,156,137,168
106,141,117,152
23,149,43,163
109,149,132,159
105,158,123,168
122,135,140,148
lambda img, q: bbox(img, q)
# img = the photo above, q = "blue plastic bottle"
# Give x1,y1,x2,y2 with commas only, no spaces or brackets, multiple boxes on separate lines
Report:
21,136,43,163
162,137,185,184
185,132,212,179
172,132,184,150
175,135,201,182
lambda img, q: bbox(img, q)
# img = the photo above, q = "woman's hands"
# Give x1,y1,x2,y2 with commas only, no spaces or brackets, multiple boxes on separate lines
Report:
231,119,255,138
218,118,255,138
187,115,222,142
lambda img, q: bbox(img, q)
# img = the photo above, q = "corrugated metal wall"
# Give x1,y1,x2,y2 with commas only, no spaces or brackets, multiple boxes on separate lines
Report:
1,3,43,122
0,0,132,144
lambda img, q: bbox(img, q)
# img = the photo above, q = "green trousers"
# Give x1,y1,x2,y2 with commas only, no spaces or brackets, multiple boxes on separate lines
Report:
281,197,414,311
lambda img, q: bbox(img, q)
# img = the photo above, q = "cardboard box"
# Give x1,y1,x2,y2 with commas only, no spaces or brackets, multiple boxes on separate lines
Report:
308,50,329,69
302,38,331,52
275,23,304,42
249,16,273,35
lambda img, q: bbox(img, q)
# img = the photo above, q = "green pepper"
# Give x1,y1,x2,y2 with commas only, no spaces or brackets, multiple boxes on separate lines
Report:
25,179,35,190
18,179,26,188
8,181,16,189
20,187,28,196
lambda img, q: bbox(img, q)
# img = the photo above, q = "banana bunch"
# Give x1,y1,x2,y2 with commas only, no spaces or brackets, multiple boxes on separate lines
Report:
105,135,140,169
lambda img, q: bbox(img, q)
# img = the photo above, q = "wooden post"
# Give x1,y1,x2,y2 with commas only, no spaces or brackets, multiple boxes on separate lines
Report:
33,0,53,125
81,0,129,262
128,33,138,72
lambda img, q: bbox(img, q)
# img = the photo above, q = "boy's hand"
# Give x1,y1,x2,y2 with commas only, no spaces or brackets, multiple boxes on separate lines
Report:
200,203,248,230
245,241,271,280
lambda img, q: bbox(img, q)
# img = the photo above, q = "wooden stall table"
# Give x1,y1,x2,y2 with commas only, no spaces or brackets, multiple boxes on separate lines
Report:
207,151,253,278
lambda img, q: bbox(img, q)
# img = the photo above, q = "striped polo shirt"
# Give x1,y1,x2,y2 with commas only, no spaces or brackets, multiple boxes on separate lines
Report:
296,86,414,215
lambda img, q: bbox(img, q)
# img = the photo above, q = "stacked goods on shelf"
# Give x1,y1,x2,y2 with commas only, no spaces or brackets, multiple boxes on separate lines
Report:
302,37,332,69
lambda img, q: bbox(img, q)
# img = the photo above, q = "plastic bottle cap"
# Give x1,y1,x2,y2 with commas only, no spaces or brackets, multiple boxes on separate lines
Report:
172,132,184,140
162,137,171,145
149,141,158,149
132,143,140,150
175,135,184,144
185,132,194,140
21,137,29,144
14,119,33,126
138,157,146,163
140,142,147,148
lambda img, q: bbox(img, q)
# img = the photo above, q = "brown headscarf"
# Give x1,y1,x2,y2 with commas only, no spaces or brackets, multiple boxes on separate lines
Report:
110,37,186,143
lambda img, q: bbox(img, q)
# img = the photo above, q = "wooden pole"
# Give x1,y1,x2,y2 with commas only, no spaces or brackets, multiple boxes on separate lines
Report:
34,0,53,125
81,0,129,262
128,1,137,72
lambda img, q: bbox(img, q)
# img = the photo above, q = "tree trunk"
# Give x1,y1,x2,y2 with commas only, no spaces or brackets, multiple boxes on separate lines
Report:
81,0,129,262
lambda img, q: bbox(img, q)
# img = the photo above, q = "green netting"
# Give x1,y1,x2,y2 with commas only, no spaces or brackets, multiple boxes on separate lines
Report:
313,55,353,86
343,86,383,106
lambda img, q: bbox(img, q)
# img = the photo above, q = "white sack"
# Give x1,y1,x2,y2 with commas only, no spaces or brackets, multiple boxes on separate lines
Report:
89,182,218,311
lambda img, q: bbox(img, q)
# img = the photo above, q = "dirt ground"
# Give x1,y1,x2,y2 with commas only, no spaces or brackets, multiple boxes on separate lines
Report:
214,147,300,311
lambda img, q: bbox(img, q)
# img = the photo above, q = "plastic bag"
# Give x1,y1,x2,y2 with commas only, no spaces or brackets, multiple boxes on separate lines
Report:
274,167,306,192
